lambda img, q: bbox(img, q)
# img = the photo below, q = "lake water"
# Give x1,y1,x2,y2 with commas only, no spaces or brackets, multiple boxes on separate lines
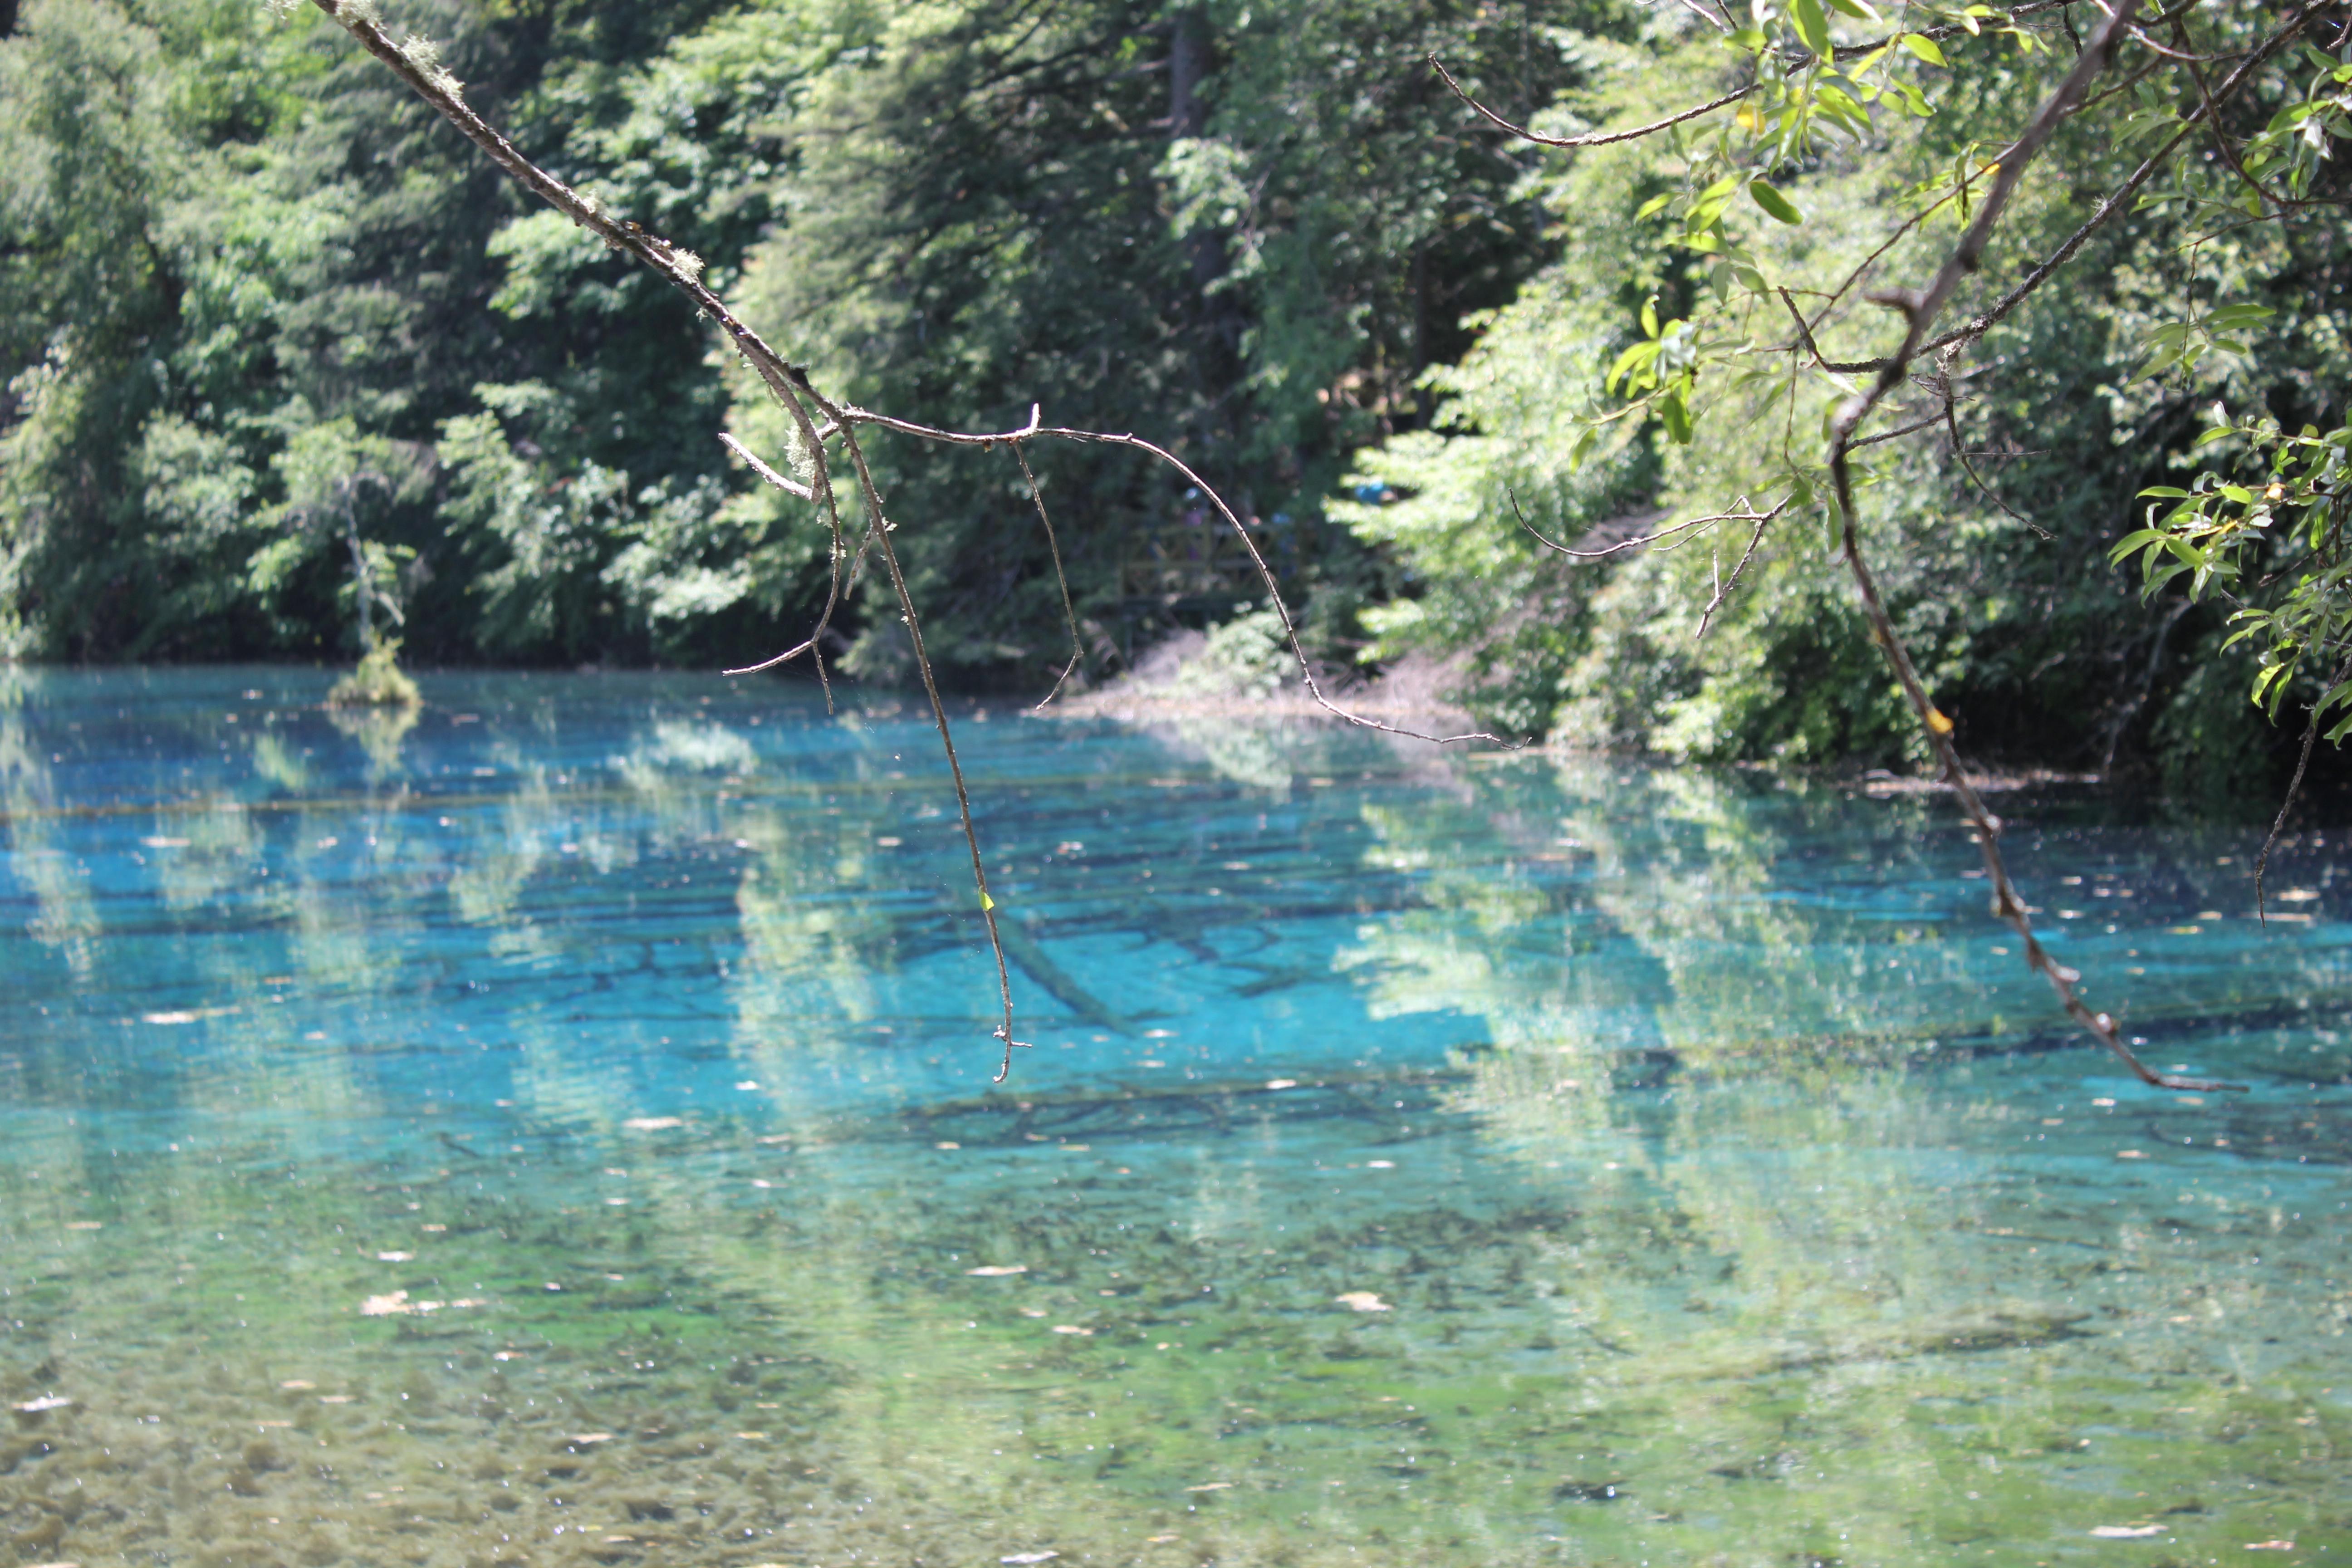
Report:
0,666,2346,1568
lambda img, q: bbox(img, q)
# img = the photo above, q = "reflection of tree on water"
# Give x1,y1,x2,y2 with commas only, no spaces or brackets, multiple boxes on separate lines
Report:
325,697,420,775
1341,763,1984,1357
0,667,98,976
1335,755,2350,1560
726,726,905,1098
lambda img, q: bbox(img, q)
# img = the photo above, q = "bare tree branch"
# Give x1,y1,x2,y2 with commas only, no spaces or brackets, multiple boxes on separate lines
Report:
1825,0,2245,1096
720,432,811,500
1697,504,1777,639
1012,433,1088,711
1900,4,2326,367
2255,650,2352,926
304,0,1532,1086
301,0,1045,1072
1512,490,1783,562
843,405,1526,745
1941,393,2050,539
1428,54,1754,150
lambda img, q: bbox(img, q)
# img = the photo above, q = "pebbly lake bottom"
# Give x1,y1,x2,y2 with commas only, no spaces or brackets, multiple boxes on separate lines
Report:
0,666,2348,1565
5,1059,2348,1568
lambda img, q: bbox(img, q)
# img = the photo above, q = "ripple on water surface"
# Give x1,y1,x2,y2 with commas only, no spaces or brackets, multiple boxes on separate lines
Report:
0,666,2347,1567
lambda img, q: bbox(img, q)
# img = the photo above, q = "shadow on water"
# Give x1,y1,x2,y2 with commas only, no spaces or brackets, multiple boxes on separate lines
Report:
0,667,2347,1566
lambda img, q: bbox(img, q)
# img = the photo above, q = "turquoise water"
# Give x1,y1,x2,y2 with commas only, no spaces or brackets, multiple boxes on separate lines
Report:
0,666,2347,1568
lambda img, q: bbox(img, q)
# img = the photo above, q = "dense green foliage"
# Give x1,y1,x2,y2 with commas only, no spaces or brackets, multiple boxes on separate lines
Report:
5,0,2351,792
0,0,1607,676
1338,4,2352,797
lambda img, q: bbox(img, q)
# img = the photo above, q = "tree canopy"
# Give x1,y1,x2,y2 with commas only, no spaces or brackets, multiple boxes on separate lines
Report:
4,0,2352,816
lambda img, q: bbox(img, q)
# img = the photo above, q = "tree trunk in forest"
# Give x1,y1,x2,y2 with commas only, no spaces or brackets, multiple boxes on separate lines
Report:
1167,5,1236,361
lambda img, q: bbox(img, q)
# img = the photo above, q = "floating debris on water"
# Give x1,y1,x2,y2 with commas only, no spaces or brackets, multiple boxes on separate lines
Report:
357,1292,483,1317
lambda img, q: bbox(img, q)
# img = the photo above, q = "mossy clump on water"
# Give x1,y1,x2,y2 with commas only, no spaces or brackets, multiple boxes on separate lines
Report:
326,640,421,708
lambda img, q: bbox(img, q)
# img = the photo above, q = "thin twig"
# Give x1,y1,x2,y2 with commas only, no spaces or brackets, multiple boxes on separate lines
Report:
841,405,1527,746
718,398,877,697
1011,430,1088,711
1825,0,2244,1095
1943,396,2050,539
2167,10,2286,217
720,432,811,500
823,400,1033,1083
1433,0,2087,162
1511,490,1774,562
1848,408,1947,451
1906,3,2326,363
1697,501,1783,638
2254,650,2352,925
1666,0,1731,33
1779,287,1828,365
1429,54,1755,149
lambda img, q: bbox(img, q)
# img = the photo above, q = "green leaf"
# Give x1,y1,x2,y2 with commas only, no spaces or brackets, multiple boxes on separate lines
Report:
1900,32,1947,66
1748,179,1804,224
1634,192,1676,220
1686,173,1745,233
1658,385,1694,445
1568,424,1601,471
1640,296,1661,338
1844,44,1893,79
2204,303,2278,331
1825,0,1881,20
1792,0,1833,58
1607,340,1661,396
1814,83,1872,134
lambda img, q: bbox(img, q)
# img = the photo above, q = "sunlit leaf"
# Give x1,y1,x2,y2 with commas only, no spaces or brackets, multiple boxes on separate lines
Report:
1659,385,1694,444
1748,179,1804,224
1791,0,1833,58
1900,33,1946,66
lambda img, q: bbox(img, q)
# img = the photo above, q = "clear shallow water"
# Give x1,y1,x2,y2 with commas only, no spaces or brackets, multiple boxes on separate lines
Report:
0,666,2347,1568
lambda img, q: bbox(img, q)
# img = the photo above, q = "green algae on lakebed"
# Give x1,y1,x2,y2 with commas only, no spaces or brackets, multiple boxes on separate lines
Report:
2,1073,2347,1568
